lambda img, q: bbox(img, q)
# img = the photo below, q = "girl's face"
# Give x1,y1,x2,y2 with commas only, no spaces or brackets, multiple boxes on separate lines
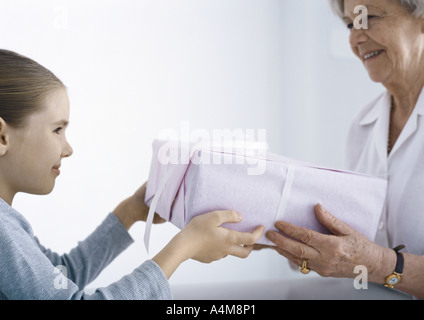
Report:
1,88,73,199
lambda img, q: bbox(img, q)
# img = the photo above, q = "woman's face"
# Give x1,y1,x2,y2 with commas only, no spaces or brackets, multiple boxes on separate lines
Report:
344,0,424,84
2,88,73,197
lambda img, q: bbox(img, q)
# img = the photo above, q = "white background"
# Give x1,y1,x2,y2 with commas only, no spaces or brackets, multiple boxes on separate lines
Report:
0,0,383,290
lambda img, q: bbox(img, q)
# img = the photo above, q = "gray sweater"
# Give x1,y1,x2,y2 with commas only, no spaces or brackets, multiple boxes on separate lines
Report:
0,198,172,299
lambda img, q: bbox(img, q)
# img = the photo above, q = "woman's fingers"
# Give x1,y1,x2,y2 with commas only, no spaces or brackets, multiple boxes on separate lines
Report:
314,204,353,236
269,205,353,251
272,220,328,247
274,246,302,265
267,229,320,259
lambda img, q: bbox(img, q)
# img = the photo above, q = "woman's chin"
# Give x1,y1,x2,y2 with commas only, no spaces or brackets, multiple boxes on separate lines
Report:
367,71,388,84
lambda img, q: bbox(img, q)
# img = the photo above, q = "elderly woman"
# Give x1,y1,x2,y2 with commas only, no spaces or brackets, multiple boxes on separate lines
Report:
265,0,424,299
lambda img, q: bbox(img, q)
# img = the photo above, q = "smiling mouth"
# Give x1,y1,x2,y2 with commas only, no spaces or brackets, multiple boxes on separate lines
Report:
363,50,384,60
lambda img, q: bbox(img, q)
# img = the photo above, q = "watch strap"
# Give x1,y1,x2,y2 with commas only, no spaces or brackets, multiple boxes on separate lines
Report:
393,245,405,274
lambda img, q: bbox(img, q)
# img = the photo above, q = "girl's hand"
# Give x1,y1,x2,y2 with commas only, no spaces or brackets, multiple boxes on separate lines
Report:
182,210,265,263
152,210,264,278
113,181,165,230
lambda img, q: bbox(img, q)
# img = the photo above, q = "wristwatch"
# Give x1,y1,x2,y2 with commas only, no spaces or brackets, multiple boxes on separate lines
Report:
384,245,405,288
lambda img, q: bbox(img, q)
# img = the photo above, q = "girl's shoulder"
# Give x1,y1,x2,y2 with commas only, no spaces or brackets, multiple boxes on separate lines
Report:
0,198,34,237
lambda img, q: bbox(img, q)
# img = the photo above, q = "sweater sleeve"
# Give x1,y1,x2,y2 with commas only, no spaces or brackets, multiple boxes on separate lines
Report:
0,206,172,300
35,213,134,289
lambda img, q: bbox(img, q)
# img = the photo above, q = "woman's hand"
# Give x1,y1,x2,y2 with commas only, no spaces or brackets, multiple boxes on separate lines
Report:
113,181,165,230
266,204,395,284
152,210,264,278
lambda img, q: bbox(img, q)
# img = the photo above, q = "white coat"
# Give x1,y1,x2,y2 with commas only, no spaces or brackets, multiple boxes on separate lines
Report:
346,88,424,255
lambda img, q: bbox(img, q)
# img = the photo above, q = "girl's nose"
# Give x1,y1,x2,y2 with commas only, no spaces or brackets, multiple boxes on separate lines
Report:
62,139,73,158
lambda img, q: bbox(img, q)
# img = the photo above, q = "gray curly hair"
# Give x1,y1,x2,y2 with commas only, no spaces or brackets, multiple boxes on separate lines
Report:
329,0,424,19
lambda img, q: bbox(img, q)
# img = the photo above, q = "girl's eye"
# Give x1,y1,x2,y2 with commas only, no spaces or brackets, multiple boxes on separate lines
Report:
53,127,62,134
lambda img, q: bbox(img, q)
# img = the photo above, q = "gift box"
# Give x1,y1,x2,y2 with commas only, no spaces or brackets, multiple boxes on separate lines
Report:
144,140,387,249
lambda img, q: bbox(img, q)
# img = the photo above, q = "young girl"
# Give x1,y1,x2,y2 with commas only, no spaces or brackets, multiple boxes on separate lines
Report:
0,49,264,300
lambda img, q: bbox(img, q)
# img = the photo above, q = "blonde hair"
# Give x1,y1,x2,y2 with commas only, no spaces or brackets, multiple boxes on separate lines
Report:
329,0,424,19
0,49,65,128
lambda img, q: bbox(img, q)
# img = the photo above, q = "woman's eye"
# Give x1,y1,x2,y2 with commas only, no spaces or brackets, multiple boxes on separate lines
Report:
347,15,377,30
53,127,62,134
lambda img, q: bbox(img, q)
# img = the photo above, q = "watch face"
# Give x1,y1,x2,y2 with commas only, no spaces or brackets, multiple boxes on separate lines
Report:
389,277,400,285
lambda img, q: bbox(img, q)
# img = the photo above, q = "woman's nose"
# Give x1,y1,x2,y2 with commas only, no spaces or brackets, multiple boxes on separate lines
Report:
349,27,369,48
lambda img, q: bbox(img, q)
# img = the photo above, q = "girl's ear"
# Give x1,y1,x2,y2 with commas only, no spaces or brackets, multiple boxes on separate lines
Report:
0,117,9,156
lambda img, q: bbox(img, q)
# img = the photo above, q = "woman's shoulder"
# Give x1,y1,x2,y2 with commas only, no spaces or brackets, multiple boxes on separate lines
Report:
344,91,389,170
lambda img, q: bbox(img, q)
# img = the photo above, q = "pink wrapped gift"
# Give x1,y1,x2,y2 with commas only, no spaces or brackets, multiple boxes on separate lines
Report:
144,140,387,249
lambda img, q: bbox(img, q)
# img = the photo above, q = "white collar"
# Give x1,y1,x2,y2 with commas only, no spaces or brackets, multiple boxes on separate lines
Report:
359,87,424,126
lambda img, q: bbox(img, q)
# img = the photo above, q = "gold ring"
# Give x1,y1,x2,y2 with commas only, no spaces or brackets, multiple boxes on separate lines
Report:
300,259,310,274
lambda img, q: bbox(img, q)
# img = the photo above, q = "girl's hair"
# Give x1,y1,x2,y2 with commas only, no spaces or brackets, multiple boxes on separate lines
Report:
0,49,65,128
